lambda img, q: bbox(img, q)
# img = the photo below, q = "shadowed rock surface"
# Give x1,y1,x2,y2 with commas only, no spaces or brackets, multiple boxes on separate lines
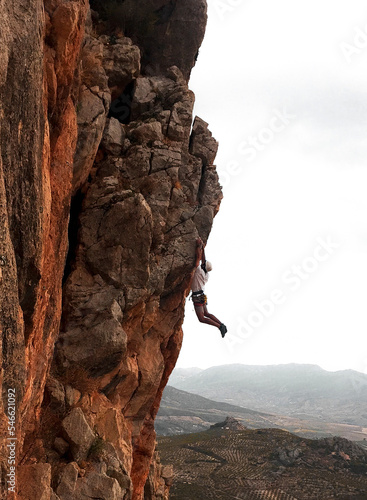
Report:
0,1,221,499
89,0,207,80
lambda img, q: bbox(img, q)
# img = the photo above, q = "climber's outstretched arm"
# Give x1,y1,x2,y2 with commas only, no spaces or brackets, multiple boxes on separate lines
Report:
195,238,204,267
201,245,206,267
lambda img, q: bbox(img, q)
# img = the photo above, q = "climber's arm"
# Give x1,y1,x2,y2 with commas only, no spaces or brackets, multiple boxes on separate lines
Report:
201,246,206,266
195,238,204,267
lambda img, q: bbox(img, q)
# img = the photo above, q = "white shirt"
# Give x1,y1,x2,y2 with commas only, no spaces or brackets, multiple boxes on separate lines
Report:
191,265,209,292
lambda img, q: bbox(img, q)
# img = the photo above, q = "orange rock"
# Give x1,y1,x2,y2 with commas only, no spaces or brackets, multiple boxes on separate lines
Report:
0,2,222,499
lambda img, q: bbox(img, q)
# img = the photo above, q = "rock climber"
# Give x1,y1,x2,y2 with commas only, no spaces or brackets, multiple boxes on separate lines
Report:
191,238,227,338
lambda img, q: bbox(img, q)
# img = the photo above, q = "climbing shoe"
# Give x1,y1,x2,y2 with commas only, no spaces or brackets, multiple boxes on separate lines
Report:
219,324,227,338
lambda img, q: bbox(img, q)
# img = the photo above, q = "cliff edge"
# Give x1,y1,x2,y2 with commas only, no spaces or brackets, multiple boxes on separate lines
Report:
0,1,222,499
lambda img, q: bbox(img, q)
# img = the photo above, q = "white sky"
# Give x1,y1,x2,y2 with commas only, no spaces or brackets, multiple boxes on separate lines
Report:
177,0,367,374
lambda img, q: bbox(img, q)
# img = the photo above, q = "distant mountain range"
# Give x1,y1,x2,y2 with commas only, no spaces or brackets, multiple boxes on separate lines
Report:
157,385,367,443
168,364,367,427
156,385,278,436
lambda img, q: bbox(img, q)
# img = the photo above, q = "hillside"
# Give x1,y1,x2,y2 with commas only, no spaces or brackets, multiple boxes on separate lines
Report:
157,386,367,443
158,424,367,499
156,386,278,435
169,364,367,426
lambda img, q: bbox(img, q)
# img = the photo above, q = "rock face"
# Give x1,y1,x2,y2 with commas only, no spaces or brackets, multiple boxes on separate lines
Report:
89,0,207,80
0,1,222,499
144,450,173,500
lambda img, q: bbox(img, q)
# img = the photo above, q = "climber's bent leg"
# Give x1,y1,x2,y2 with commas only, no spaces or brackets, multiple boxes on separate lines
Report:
203,305,222,325
194,305,221,328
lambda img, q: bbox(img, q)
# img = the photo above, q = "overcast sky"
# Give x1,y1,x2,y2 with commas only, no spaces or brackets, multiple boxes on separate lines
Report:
176,0,367,374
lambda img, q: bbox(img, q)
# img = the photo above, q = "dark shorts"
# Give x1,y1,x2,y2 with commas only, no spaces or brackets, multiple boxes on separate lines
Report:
192,292,207,307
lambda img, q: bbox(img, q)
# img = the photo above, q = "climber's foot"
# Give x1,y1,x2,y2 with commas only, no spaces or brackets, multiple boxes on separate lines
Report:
219,324,227,338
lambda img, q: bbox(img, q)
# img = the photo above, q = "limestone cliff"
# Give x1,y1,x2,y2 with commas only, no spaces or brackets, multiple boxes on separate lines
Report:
0,1,222,499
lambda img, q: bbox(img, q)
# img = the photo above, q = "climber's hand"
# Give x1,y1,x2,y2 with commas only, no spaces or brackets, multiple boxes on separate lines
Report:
196,237,204,248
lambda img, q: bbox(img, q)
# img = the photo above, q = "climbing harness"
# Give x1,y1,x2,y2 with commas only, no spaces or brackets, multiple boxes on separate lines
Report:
191,289,207,307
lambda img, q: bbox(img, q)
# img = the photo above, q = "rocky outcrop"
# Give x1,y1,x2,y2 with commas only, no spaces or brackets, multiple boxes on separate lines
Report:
89,0,207,80
210,417,247,432
144,449,173,500
0,1,221,499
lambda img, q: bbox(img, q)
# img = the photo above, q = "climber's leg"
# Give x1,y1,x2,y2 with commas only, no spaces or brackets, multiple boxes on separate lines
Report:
204,305,227,337
194,305,221,328
203,305,222,325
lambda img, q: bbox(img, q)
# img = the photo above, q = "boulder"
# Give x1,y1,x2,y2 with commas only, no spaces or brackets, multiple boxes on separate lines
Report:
102,38,140,98
56,462,79,499
131,121,163,143
102,118,125,155
161,465,174,487
131,77,158,118
99,441,132,491
61,408,95,462
54,437,69,456
74,471,124,500
189,116,218,166
45,377,65,410
65,385,81,407
56,296,127,377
